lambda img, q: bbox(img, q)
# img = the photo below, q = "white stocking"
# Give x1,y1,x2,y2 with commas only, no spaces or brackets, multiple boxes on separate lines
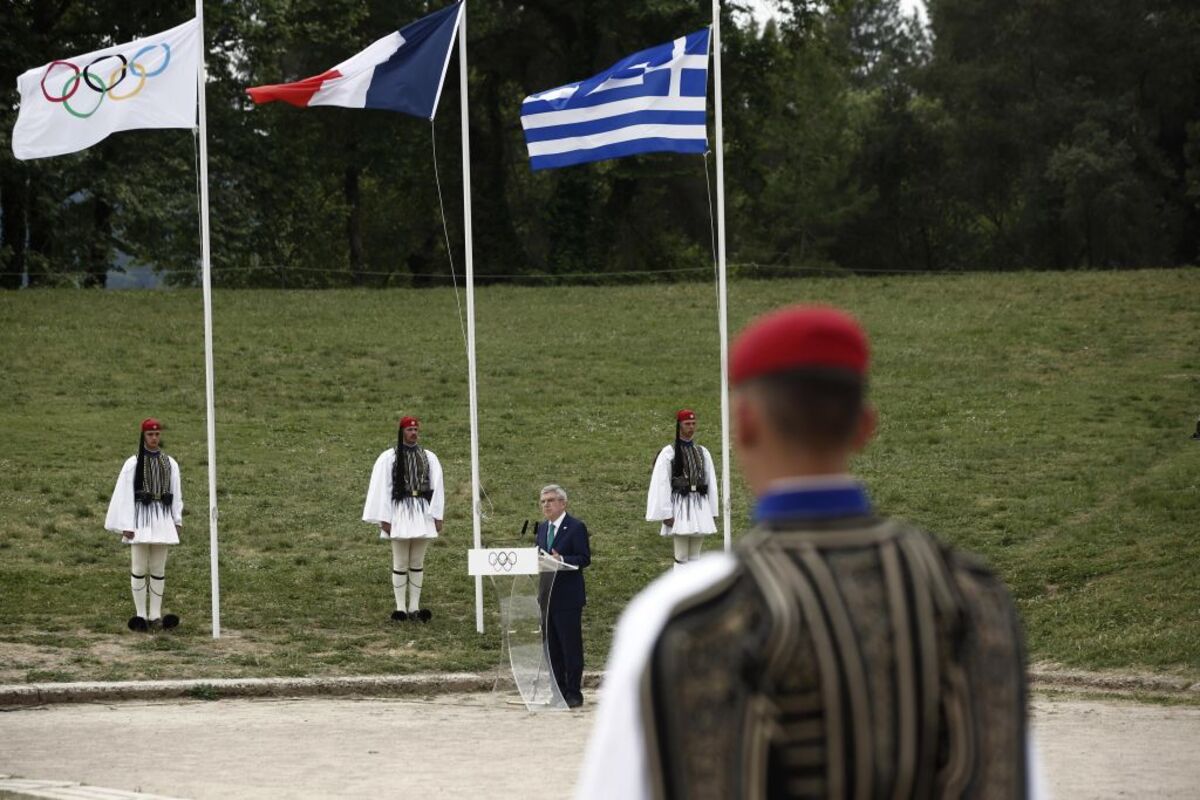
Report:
129,544,149,619
407,538,430,611
147,544,169,620
688,536,703,561
390,539,410,613
672,536,691,571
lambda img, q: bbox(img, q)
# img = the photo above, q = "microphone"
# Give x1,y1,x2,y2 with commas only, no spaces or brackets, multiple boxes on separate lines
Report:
520,519,529,538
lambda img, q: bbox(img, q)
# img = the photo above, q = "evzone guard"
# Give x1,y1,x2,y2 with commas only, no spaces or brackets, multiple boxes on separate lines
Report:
580,307,1040,798
646,409,718,569
104,418,183,632
363,416,445,622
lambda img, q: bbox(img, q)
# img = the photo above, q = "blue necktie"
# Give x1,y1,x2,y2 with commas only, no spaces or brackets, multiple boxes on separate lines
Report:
546,522,556,550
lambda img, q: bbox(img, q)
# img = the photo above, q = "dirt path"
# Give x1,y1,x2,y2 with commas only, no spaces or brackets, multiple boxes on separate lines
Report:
0,693,1196,798
1032,697,1200,798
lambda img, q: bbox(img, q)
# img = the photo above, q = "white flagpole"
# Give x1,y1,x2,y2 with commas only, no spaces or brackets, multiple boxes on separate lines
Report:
458,1,485,633
712,0,732,552
195,0,222,638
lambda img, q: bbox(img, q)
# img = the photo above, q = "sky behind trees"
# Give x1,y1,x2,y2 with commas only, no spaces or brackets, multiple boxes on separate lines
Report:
748,0,927,25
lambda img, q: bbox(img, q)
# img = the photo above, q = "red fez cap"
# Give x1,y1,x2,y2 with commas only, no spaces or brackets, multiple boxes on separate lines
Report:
731,305,868,385
141,418,162,432
399,416,420,429
676,409,696,422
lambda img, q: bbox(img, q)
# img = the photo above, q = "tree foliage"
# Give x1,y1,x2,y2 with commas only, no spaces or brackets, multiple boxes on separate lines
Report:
1,0,1197,289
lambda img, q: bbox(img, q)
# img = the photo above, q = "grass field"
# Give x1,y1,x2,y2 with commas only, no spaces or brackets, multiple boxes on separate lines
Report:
1,269,1197,683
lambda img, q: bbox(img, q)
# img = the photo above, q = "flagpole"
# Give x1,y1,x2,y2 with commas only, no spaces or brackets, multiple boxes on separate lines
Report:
457,1,485,633
711,0,732,552
195,0,222,638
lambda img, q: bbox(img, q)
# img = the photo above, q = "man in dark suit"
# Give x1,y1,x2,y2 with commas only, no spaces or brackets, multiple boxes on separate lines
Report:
535,483,590,708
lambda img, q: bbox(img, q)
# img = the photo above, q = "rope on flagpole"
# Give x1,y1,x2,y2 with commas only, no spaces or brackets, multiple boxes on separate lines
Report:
430,117,496,525
192,130,203,285
430,119,470,358
704,151,720,303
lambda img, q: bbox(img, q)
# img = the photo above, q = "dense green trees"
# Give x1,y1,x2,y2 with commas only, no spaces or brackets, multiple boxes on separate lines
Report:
916,0,1200,269
1,0,1196,288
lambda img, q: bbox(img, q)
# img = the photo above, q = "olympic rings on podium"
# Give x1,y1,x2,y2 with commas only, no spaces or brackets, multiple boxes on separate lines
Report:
37,44,173,116
487,550,520,572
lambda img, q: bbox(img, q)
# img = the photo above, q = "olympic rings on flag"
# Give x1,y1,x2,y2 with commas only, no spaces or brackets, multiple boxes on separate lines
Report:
84,54,127,93
40,61,80,103
107,64,146,101
62,73,106,119
38,43,173,116
130,44,171,78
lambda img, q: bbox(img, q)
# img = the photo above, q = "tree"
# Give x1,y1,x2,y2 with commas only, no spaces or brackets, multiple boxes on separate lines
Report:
923,0,1200,268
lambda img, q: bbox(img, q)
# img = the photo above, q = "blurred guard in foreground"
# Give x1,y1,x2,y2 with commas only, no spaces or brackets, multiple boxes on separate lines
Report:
363,416,445,622
646,409,719,569
577,306,1040,799
105,418,183,632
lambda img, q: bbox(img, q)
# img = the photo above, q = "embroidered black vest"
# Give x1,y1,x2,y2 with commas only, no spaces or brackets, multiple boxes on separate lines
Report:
643,518,1029,799
670,440,708,496
392,445,432,504
133,449,174,526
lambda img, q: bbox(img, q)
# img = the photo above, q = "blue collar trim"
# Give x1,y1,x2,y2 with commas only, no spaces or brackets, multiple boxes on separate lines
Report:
754,483,873,524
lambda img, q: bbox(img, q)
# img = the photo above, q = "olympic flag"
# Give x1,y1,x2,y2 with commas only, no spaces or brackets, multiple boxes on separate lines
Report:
520,29,710,170
11,19,200,161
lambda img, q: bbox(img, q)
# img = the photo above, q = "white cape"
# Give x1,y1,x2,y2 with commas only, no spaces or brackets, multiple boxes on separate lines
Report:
362,448,444,539
104,454,183,545
645,443,718,536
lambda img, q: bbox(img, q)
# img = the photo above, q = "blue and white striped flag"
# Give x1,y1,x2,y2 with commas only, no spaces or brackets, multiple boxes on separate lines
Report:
520,28,710,171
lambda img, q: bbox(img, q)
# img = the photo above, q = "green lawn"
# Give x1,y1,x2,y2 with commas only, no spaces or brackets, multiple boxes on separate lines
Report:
0,269,1197,683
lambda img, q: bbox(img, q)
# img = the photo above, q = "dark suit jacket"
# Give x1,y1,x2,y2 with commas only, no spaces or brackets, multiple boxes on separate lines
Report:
536,513,590,611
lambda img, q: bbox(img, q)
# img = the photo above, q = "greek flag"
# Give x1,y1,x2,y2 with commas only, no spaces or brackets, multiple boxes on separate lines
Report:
520,28,710,171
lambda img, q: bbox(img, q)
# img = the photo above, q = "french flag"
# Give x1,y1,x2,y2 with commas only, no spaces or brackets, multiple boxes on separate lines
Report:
247,2,463,120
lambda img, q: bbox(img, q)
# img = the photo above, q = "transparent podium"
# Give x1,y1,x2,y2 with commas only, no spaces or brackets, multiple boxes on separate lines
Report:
468,546,578,712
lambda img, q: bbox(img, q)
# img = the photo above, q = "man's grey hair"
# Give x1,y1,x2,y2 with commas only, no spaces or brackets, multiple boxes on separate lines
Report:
540,484,568,503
